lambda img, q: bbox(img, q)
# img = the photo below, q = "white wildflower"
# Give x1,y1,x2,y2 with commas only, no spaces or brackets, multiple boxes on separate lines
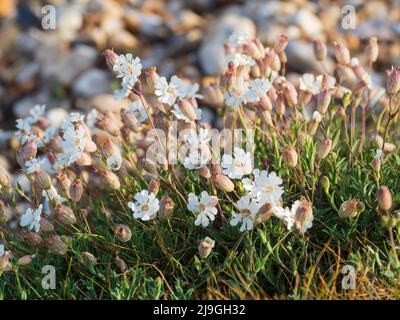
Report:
374,149,383,159
312,111,322,122
127,101,148,124
113,53,142,88
23,158,45,174
0,244,4,257
227,31,249,48
15,119,36,144
154,75,185,106
246,78,272,103
224,77,250,110
107,155,122,171
221,147,252,180
230,195,259,232
225,53,255,69
20,204,43,233
128,190,159,221
171,103,202,123
243,169,284,204
299,73,319,95
26,104,46,124
187,191,218,227
86,109,99,129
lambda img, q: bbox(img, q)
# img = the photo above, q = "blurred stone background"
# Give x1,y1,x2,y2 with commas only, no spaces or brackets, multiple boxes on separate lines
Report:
0,0,399,139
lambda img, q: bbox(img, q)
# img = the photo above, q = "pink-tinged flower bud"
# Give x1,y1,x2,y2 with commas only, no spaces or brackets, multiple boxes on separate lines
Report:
202,84,224,109
99,171,121,190
263,49,276,69
338,199,365,219
313,39,327,61
294,200,313,234
220,62,236,91
16,140,37,168
0,165,12,194
46,235,68,255
113,224,132,242
282,145,298,168
40,218,55,232
69,179,83,202
370,133,384,149
383,142,396,153
333,42,351,65
212,174,234,193
55,171,71,199
365,37,379,64
34,168,52,190
81,252,97,268
55,204,77,225
271,52,281,71
372,157,381,172
377,186,392,211
274,34,288,53
198,237,215,259
257,203,273,223
278,51,287,65
243,40,264,60
317,138,332,160
386,66,400,96
84,139,97,153
96,111,120,137
115,256,126,273
159,195,174,220
275,95,286,116
145,66,160,90
148,179,160,195
299,90,312,105
198,166,211,179
24,231,44,247
0,251,10,271
17,254,36,266
140,158,158,174
103,49,118,70
121,108,140,132
210,163,222,176
317,90,332,114
258,110,273,126
178,99,197,121
283,82,298,107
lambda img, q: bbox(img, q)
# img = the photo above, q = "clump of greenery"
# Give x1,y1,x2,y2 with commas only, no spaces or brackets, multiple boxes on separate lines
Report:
1,34,400,299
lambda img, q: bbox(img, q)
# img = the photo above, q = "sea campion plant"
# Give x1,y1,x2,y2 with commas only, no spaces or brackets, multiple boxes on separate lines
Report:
0,31,400,299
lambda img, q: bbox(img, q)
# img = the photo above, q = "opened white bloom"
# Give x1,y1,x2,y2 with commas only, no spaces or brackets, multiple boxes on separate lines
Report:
273,201,313,234
113,85,130,100
23,158,45,174
42,186,66,214
26,104,46,124
183,148,211,170
187,191,218,227
113,53,142,88
128,190,159,221
57,126,90,167
230,195,259,232
374,149,383,159
86,109,99,129
227,31,249,48
172,104,202,123
312,111,322,122
243,169,284,204
222,147,252,179
128,101,148,124
107,155,122,171
180,82,203,100
154,75,185,106
186,128,211,146
225,53,255,69
20,204,43,233
246,78,272,103
224,78,250,110
272,205,295,231
61,112,85,130
0,244,4,257
15,119,36,144
183,128,211,169
299,73,319,95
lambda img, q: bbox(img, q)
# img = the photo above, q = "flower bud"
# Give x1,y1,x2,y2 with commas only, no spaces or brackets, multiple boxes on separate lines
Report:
210,163,222,176
178,99,197,121
243,40,264,60
257,203,273,223
159,195,174,220
258,110,273,126
370,134,383,149
99,171,121,190
148,179,160,195
55,204,77,225
294,200,313,234
103,49,118,70
140,158,158,174
24,231,44,246
16,140,37,167
282,145,298,168
55,171,71,199
283,83,298,107
121,108,139,132
198,237,215,259
0,165,11,192
212,174,234,193
0,251,10,271
34,168,52,190
383,142,396,153
321,176,330,194
76,152,92,166
274,34,288,53
115,256,126,273
338,199,365,218
317,138,332,160
386,66,400,96
145,66,160,89
46,235,68,255
40,218,55,232
365,37,379,64
96,111,120,137
275,94,286,116
313,39,327,61
372,157,381,172
377,186,392,211
69,179,83,202
333,42,350,65
81,252,97,268
198,166,211,179
113,224,132,242
17,254,36,266
202,84,224,109
317,90,332,114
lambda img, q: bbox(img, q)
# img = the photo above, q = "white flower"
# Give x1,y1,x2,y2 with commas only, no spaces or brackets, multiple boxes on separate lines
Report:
86,109,98,129
225,53,255,69
23,158,45,174
183,128,211,169
186,128,211,146
350,57,360,67
42,186,66,214
230,195,259,232
61,112,85,130
180,82,203,100
113,85,130,100
374,149,383,159
183,148,211,169
107,155,122,171
128,190,159,221
15,119,36,144
113,53,142,88
154,75,185,106
273,201,313,234
128,101,148,124
26,104,46,124
243,169,284,204
0,244,4,257
272,205,295,231
312,111,322,122
172,103,202,123
37,125,58,148
61,126,88,154
20,204,43,232
299,73,319,95
223,78,250,110
227,31,249,48
246,78,272,103
187,191,218,227
221,147,252,179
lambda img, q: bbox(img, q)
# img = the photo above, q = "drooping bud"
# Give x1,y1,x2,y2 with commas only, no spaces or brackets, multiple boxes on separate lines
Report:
81,252,97,268
338,199,365,218
145,66,160,89
34,168,52,190
313,39,327,61
17,254,36,266
115,256,127,273
317,90,332,114
148,179,160,195
365,37,379,64
282,145,298,168
16,140,37,167
159,195,174,220
113,224,132,242
212,174,234,193
243,40,264,60
386,66,400,96
333,42,351,65
198,237,215,259
23,231,44,246
377,186,392,211
317,138,332,160
69,179,83,203
55,204,77,225
178,99,197,121
99,171,121,190
198,166,211,179
46,235,68,255
294,200,313,234
103,49,118,70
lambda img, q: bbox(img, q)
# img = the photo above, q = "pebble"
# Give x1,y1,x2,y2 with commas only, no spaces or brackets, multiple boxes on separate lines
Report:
73,69,110,99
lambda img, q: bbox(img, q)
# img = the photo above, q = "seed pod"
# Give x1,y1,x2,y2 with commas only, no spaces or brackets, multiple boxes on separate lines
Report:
386,66,400,96
46,235,68,255
313,39,327,61
198,237,215,259
17,254,36,266
159,195,174,220
333,42,350,65
55,204,77,225
198,166,211,179
148,179,160,195
212,174,234,193
115,256,126,273
178,99,197,121
113,224,132,242
24,231,44,247
34,168,52,190
317,90,332,114
145,66,160,90
372,157,381,172
365,37,379,64
16,140,37,168
69,179,83,202
338,199,365,218
81,252,97,267
377,186,392,211
282,146,298,168
99,171,121,190
294,201,313,234
40,218,55,232
317,138,332,160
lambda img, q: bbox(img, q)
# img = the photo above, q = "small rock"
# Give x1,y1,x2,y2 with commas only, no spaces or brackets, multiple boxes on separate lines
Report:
16,62,40,85
88,94,129,113
291,9,323,38
47,108,69,127
73,69,110,99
